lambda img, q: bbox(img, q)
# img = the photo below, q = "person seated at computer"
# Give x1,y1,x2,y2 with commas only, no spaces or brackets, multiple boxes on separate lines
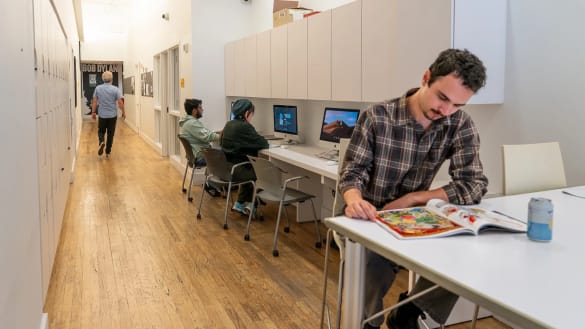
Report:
220,98,269,215
179,98,222,196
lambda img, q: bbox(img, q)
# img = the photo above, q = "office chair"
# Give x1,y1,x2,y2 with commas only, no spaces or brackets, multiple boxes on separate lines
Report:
178,135,205,202
244,155,322,257
197,147,254,229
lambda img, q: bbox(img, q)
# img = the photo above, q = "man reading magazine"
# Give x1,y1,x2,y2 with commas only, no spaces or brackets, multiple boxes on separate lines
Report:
339,49,488,329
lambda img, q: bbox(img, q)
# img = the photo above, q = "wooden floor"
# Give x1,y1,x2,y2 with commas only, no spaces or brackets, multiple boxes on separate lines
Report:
44,121,510,329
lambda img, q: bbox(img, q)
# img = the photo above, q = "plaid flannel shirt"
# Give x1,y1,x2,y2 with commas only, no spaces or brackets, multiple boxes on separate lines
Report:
339,89,488,208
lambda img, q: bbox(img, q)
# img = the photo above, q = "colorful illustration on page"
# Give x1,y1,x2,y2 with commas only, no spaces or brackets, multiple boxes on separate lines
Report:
376,207,462,237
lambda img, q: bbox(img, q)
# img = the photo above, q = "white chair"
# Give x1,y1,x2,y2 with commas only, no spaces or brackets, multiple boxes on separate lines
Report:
502,142,567,195
320,138,349,329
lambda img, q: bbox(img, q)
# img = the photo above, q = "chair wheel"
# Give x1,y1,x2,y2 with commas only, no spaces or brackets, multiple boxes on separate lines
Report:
223,224,228,230
197,214,201,220
315,241,322,248
188,197,193,202
182,188,186,193
284,227,290,233
244,234,250,241
273,250,279,257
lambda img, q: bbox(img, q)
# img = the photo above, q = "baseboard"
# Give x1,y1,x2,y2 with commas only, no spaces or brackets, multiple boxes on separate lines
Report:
39,313,49,329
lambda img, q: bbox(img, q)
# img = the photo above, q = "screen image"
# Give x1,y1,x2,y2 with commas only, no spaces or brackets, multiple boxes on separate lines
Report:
319,108,360,143
273,105,298,135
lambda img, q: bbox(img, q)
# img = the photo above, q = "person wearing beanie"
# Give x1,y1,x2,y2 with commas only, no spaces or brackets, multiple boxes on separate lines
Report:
220,99,269,215
179,98,222,197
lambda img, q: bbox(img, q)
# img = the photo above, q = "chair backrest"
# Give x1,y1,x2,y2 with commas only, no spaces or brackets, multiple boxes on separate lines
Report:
502,142,567,195
247,156,283,195
332,138,351,216
200,147,232,181
178,135,196,167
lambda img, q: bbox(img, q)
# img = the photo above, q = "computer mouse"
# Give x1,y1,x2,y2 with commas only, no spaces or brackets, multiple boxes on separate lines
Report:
326,160,337,166
280,144,289,149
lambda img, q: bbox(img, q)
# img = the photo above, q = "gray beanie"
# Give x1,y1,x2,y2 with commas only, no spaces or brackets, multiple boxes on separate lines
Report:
231,99,253,118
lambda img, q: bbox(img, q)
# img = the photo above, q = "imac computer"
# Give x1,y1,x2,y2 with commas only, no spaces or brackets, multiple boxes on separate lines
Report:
317,107,360,161
272,104,301,144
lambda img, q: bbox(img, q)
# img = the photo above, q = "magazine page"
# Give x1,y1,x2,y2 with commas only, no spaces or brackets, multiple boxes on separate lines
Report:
426,199,526,233
375,206,471,239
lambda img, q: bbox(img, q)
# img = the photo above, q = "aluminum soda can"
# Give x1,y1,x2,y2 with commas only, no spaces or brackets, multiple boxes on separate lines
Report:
527,197,553,242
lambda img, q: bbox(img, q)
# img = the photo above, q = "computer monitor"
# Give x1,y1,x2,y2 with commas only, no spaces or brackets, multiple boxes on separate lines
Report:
273,104,300,143
318,107,360,154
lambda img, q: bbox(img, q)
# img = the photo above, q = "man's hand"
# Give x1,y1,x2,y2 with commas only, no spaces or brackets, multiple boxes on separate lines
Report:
121,111,126,120
91,112,96,120
343,188,377,221
382,189,449,211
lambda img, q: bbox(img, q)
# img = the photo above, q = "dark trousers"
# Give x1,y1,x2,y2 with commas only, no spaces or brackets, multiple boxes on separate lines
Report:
231,163,256,203
98,116,118,154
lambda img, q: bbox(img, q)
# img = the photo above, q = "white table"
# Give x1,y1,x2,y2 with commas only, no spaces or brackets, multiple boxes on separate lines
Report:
325,187,585,329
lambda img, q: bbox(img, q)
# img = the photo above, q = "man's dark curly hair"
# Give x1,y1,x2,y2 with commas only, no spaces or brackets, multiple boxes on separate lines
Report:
428,49,487,93
184,98,202,115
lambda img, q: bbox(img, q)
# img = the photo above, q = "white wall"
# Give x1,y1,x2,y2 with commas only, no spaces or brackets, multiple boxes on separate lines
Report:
1,0,80,326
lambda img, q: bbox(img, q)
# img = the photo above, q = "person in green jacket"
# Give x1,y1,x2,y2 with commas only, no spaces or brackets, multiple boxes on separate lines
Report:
221,99,269,215
179,98,222,196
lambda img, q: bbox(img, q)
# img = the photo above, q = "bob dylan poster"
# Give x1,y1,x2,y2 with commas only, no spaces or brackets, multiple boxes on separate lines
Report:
81,62,123,112
141,71,153,97
123,76,135,95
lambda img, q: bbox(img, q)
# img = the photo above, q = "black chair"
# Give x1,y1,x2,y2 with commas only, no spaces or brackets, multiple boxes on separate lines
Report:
197,147,254,229
178,135,204,202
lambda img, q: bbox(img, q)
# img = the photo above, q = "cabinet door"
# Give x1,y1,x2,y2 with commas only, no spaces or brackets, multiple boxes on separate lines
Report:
287,19,308,99
271,24,288,99
257,30,271,98
362,0,451,102
332,0,362,102
308,10,331,100
244,35,257,97
453,0,507,104
224,42,236,96
234,39,246,97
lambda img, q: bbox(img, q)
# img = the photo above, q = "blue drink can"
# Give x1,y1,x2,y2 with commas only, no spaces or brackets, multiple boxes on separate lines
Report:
527,197,553,242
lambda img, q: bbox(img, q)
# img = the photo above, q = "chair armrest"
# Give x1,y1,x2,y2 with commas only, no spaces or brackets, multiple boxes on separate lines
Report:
230,161,251,176
283,175,308,188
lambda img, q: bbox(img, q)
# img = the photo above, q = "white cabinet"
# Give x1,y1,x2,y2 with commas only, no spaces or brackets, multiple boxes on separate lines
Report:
362,0,506,104
257,30,272,98
287,19,308,99
224,42,235,96
244,35,258,97
225,0,506,104
453,0,507,104
331,0,362,102
234,39,246,97
271,24,288,99
362,0,451,102
308,10,332,100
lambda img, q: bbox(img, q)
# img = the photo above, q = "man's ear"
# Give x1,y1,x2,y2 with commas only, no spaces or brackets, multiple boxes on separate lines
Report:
422,69,431,86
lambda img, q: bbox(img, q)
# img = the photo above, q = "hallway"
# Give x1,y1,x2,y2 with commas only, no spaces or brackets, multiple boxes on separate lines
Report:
44,120,336,328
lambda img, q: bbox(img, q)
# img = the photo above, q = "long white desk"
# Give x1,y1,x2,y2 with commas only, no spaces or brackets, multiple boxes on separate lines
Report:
260,145,338,181
326,187,585,329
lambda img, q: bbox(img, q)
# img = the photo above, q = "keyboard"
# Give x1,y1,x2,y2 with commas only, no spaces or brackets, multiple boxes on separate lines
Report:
315,151,339,161
263,135,283,141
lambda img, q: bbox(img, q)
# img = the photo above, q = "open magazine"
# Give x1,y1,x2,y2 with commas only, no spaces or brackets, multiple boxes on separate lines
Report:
375,199,527,240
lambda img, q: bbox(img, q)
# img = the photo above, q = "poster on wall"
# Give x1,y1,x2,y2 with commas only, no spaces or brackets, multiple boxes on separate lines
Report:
141,71,153,97
123,76,135,95
81,62,123,114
